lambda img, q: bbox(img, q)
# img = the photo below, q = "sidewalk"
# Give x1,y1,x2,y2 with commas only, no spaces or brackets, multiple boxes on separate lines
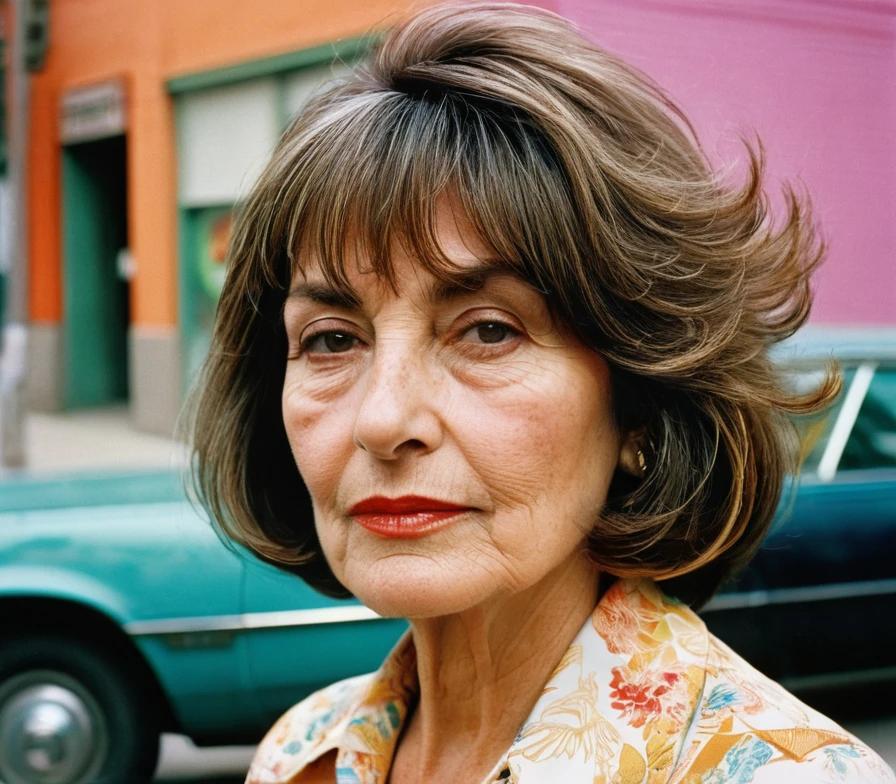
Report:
1,406,186,477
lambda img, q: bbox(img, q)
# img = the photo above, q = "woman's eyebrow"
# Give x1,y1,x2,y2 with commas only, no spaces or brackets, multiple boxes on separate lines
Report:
285,260,516,309
286,282,361,310
429,261,517,304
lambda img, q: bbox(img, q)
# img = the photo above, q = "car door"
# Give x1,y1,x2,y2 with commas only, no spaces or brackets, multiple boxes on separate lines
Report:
240,551,407,730
719,362,896,687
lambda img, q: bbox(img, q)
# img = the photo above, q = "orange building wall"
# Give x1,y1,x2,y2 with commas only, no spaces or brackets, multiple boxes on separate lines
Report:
28,0,426,328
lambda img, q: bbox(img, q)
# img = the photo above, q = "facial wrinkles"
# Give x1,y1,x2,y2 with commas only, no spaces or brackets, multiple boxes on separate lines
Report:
284,249,620,604
292,298,606,518
454,348,610,511
288,270,546,426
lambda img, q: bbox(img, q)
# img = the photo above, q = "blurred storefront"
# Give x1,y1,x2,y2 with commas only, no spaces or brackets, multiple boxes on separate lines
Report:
171,50,360,386
11,0,415,436
5,0,895,436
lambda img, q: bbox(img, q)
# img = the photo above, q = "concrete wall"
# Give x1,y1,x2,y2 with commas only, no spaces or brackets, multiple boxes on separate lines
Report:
26,323,62,412
129,326,181,436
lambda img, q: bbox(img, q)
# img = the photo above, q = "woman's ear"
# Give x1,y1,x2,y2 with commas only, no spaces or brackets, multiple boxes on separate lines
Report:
617,426,647,478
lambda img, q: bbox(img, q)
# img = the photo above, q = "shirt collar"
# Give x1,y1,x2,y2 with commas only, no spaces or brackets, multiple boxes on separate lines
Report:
502,577,709,782
251,577,710,784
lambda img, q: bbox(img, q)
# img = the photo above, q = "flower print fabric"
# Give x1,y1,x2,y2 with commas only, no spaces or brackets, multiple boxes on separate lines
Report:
244,578,895,784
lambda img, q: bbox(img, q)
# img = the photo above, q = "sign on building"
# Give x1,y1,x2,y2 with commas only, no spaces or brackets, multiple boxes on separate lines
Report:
61,81,126,144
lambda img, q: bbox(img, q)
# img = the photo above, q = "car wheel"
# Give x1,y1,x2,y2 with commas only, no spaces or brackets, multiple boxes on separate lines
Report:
0,633,161,784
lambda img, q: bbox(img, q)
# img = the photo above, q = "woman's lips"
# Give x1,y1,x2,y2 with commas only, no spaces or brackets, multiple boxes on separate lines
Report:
347,495,474,539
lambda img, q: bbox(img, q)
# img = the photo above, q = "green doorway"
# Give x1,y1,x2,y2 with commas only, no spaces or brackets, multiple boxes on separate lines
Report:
61,135,129,408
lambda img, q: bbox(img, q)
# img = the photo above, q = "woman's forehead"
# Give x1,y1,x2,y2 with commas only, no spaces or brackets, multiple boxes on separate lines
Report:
288,252,521,307
290,195,508,290
294,187,507,272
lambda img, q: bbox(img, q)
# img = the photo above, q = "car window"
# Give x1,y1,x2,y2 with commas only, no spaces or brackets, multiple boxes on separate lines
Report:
839,366,896,472
789,366,854,475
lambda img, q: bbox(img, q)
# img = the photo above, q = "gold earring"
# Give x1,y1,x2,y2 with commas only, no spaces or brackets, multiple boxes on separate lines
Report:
636,448,647,476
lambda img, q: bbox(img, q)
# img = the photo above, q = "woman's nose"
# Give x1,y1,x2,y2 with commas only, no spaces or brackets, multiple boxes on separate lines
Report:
351,348,444,460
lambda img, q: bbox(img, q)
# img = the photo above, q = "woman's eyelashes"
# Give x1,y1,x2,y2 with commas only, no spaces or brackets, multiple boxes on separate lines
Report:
301,329,362,355
289,312,526,360
454,318,522,355
289,317,365,359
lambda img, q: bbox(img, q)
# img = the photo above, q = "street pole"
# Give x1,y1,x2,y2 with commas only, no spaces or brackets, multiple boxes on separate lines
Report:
0,0,29,468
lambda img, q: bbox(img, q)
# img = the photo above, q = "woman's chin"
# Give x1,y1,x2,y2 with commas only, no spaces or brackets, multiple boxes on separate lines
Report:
343,558,490,619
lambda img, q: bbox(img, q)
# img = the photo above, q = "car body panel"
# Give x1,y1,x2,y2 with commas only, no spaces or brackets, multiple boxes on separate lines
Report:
241,555,408,726
0,471,408,740
699,340,896,689
0,501,244,622
0,470,185,512
700,472,896,683
760,473,896,588
0,562,130,621
0,496,252,735
130,634,258,737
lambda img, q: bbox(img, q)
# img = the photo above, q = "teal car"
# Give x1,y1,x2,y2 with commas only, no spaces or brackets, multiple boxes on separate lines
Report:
0,472,407,784
698,327,896,693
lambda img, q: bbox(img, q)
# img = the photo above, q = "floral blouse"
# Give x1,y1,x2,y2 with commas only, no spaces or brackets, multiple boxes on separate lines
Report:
245,578,895,783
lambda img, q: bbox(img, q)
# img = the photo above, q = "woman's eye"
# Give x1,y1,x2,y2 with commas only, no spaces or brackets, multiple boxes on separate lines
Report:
462,321,517,345
303,331,359,354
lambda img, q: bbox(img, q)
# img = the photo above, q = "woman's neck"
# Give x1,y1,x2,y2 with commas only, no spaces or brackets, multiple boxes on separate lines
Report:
390,554,600,783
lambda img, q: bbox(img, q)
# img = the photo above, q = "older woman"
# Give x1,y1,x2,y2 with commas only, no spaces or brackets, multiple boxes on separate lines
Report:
189,3,895,783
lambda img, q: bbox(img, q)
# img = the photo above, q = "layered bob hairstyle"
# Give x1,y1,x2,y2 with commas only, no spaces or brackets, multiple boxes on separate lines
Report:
188,2,838,607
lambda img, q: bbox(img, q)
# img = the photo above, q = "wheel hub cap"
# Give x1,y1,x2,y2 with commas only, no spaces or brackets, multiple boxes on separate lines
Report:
0,671,107,784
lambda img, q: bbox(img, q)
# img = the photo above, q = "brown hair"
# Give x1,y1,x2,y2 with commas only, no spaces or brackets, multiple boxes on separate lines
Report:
186,1,838,607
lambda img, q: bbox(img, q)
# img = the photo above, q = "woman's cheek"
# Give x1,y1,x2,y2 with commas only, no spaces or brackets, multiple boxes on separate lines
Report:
283,359,361,404
457,351,612,512
445,346,547,390
283,374,354,498
446,391,556,511
282,376,323,444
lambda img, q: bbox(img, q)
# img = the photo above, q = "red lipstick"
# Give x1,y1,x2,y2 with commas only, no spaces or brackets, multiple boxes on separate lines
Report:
347,495,473,538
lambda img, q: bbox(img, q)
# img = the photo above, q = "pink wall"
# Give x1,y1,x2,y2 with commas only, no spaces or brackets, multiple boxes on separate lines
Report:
544,0,896,325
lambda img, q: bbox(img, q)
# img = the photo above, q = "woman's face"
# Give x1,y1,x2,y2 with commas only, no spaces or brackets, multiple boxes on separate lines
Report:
282,205,625,618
